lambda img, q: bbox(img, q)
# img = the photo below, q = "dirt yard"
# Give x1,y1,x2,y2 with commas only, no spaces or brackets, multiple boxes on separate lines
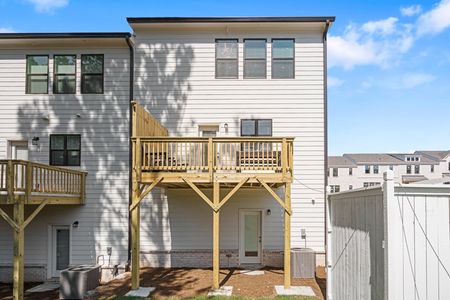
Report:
0,267,326,299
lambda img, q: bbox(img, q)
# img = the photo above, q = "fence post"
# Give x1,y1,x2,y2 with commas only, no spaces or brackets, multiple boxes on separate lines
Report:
383,170,395,300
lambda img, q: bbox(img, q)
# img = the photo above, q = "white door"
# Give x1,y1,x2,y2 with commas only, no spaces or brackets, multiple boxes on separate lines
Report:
51,226,70,277
239,210,262,264
10,141,28,160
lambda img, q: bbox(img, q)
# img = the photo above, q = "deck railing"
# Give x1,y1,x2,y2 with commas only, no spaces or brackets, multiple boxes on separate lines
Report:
0,160,87,203
133,137,294,176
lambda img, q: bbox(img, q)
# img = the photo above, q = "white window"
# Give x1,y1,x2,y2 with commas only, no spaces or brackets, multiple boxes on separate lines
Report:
365,165,370,174
271,39,294,79
244,39,266,79
330,185,340,193
216,39,238,79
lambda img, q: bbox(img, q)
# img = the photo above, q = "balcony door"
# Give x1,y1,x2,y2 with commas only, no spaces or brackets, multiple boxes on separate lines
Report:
239,210,262,264
9,141,29,160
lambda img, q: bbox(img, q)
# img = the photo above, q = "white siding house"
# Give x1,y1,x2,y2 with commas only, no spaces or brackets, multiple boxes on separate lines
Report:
130,18,330,266
0,16,333,283
0,34,132,281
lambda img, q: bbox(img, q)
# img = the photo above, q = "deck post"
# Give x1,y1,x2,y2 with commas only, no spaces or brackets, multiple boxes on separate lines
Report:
212,181,220,289
13,201,24,300
284,182,292,289
131,138,142,290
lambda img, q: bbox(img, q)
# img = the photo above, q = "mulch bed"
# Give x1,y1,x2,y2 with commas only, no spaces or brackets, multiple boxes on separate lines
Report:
0,267,326,299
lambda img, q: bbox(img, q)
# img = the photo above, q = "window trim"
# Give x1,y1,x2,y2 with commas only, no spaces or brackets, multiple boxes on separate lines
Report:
25,54,49,94
53,54,77,94
349,168,353,176
332,168,338,177
215,39,239,79
240,119,273,136
271,38,295,79
49,134,81,166
243,38,267,79
406,165,412,174
81,54,104,94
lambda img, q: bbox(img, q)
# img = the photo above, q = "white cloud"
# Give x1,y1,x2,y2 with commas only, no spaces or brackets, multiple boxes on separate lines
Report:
362,17,398,35
26,0,68,13
401,5,423,16
398,72,436,88
0,27,15,33
417,0,450,35
328,19,414,70
328,77,345,87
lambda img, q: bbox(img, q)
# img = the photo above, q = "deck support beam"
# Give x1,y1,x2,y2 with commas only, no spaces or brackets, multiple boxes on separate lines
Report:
212,181,220,289
284,182,292,289
130,184,141,290
13,201,24,300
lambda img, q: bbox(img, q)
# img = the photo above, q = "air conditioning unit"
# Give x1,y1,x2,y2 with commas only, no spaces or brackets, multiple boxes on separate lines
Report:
291,248,315,278
60,265,101,299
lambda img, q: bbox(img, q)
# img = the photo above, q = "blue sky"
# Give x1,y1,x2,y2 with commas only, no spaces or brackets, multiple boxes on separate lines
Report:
1,0,449,155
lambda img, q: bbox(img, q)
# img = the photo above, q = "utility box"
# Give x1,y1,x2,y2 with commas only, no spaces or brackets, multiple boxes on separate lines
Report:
60,265,101,299
291,248,316,278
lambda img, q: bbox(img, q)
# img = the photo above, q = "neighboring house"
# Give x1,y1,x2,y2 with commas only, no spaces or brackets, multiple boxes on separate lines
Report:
328,150,450,192
0,16,334,286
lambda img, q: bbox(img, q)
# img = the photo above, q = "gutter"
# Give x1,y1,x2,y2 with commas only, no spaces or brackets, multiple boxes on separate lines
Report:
322,20,332,300
125,35,135,266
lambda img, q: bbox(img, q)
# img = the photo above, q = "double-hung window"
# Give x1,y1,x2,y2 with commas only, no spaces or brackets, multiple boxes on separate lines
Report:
365,165,371,174
26,55,49,94
81,54,104,94
333,168,338,177
54,55,76,94
241,119,272,136
50,135,81,166
373,165,379,174
406,165,412,174
244,39,266,78
272,39,295,79
216,39,238,79
414,165,420,174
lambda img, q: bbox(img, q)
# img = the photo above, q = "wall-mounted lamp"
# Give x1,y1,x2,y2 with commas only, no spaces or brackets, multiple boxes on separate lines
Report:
72,221,79,228
266,209,271,216
31,136,40,146
41,114,50,121
75,114,82,118
224,123,229,133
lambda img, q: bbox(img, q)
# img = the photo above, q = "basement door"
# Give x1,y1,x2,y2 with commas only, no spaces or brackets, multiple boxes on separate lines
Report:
50,226,70,277
239,210,262,264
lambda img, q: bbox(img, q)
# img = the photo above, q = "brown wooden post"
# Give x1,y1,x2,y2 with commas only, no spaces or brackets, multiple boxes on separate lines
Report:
208,138,214,181
212,181,220,289
13,200,24,300
25,162,32,204
6,160,14,204
284,182,292,289
131,138,142,290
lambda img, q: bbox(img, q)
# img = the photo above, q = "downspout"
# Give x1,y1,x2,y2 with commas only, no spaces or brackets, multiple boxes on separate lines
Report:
322,20,331,300
126,34,134,266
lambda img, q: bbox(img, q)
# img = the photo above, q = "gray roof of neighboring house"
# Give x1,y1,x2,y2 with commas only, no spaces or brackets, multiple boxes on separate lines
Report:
389,153,439,165
402,175,428,184
415,177,450,185
328,156,357,167
342,153,404,165
415,150,450,160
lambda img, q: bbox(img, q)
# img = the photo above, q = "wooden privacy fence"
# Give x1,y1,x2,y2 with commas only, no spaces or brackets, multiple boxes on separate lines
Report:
132,137,294,175
132,101,168,137
0,160,87,204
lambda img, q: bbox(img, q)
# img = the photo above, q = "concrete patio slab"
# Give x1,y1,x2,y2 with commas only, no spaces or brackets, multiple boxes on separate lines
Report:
208,286,233,297
239,270,265,275
275,285,316,296
26,282,59,293
124,287,155,298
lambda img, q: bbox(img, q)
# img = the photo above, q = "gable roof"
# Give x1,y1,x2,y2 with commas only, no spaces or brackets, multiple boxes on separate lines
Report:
328,156,357,167
415,150,450,160
343,153,404,165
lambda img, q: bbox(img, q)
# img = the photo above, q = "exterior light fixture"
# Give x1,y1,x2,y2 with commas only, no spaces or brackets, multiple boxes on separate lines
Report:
31,136,39,146
72,221,79,228
224,123,229,133
266,209,271,216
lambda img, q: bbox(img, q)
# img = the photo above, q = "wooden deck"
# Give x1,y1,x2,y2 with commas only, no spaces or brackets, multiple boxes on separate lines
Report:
130,101,294,291
0,159,87,205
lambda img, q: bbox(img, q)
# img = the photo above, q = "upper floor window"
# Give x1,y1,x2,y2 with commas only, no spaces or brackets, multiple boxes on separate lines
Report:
431,165,435,173
54,55,76,94
333,168,338,177
373,165,379,174
50,134,81,166
244,39,266,79
272,39,294,79
81,54,104,94
349,185,353,190
216,39,238,79
241,119,272,136
365,165,371,174
349,168,353,176
448,162,450,171
389,165,394,171
330,185,340,193
414,165,420,174
406,165,412,174
26,55,48,94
